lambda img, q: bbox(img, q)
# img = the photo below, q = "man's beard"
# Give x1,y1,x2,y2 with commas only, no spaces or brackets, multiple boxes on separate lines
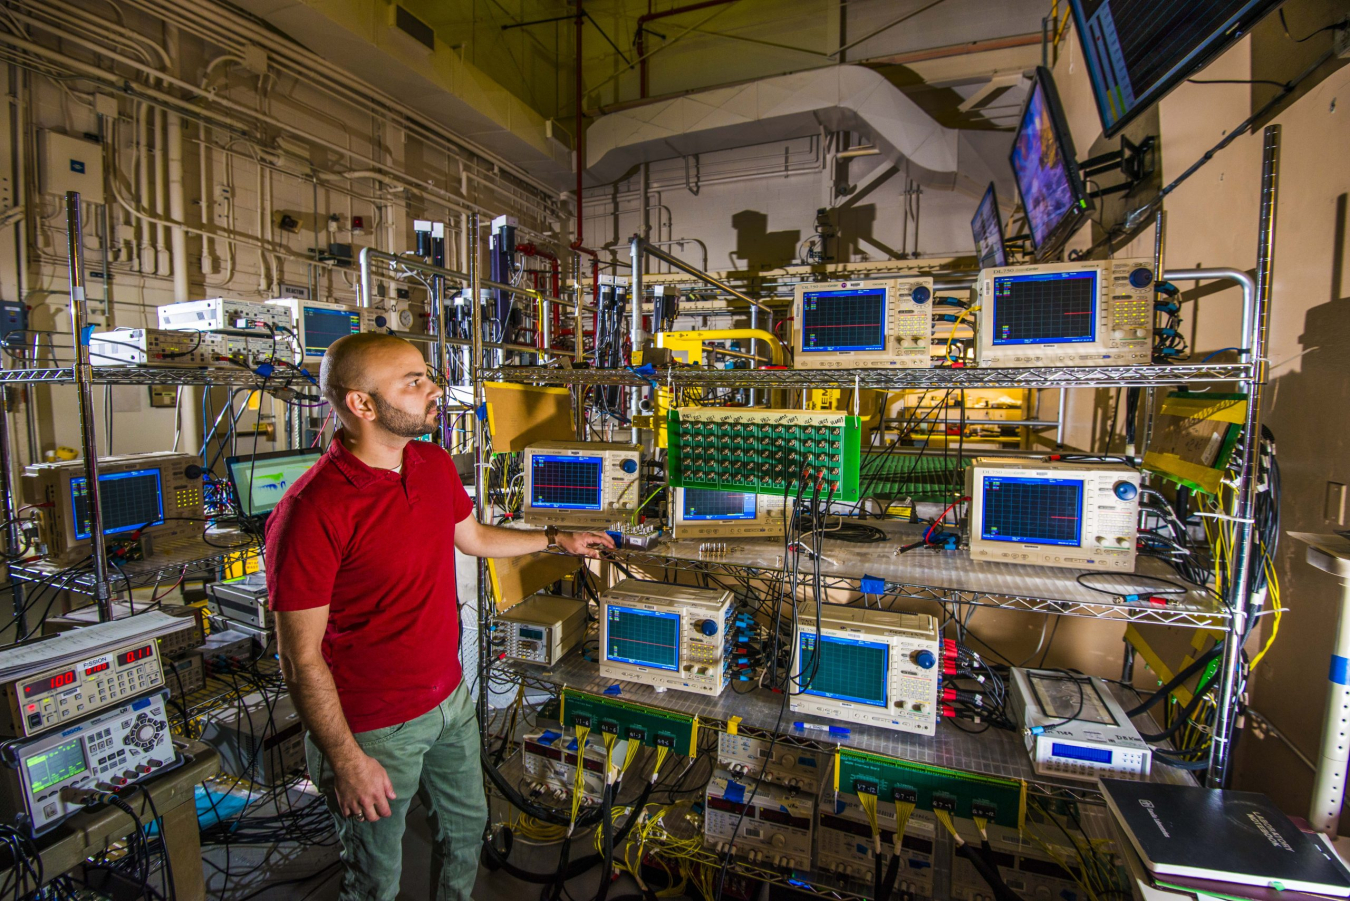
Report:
370,392,438,438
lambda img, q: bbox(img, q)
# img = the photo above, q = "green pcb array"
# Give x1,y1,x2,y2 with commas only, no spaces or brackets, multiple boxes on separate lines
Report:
559,689,700,757
668,407,862,501
833,748,1025,830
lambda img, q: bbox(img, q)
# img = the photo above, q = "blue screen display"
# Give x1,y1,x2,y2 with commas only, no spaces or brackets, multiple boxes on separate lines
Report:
972,185,1007,269
606,606,681,671
800,287,887,353
1011,78,1079,251
991,270,1097,346
1051,742,1113,764
302,305,362,356
981,476,1084,547
799,633,888,708
682,488,756,521
530,454,603,510
71,468,165,541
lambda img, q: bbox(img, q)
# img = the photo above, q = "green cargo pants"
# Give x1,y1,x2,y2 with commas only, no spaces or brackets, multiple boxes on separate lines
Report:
305,681,487,901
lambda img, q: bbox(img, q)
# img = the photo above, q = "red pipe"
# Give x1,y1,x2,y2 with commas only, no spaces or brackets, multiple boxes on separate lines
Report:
635,0,736,98
515,243,560,298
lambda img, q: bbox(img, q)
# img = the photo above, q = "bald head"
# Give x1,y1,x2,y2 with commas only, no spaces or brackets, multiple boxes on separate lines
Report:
321,332,428,430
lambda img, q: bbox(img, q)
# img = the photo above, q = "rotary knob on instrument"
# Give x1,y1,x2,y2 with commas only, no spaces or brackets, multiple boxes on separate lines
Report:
913,649,936,669
699,619,719,636
771,833,786,848
1113,480,1138,501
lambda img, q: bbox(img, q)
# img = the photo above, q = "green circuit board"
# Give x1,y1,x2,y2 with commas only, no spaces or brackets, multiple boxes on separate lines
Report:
668,407,862,501
559,689,699,757
833,747,1025,829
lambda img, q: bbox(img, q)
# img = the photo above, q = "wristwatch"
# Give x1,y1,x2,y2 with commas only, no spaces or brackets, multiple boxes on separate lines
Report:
543,525,561,550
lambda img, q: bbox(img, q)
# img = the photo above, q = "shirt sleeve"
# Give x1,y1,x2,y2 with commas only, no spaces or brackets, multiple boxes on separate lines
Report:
265,493,347,611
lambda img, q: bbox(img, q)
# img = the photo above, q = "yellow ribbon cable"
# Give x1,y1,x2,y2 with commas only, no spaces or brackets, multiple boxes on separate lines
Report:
934,808,964,847
620,736,642,781
973,815,989,843
858,789,882,856
650,745,670,784
892,801,917,856
568,725,591,836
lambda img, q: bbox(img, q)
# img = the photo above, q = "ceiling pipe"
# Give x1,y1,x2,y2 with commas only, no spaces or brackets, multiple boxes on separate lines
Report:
567,3,601,310
635,0,736,99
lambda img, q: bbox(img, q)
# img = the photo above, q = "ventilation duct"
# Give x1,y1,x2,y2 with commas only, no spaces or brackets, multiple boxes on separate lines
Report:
587,65,1014,201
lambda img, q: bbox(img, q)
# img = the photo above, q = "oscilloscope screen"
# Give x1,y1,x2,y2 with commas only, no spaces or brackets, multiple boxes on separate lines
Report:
799,287,887,353
991,270,1097,345
605,605,680,671
798,633,888,707
682,488,756,521
71,469,165,540
530,454,603,510
980,475,1084,546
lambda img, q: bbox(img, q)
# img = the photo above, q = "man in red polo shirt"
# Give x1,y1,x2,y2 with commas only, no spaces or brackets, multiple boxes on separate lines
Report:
265,332,611,901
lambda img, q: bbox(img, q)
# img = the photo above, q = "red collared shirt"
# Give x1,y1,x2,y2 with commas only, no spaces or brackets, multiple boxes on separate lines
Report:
264,433,473,732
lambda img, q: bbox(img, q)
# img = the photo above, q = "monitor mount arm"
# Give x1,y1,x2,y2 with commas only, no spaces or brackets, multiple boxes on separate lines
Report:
1079,134,1156,199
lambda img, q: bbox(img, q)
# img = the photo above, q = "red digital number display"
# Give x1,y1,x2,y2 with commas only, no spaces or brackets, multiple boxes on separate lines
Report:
117,645,155,666
22,670,77,698
85,662,110,677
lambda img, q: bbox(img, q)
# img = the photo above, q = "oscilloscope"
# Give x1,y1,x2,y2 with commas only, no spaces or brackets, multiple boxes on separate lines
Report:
21,453,205,563
521,441,642,528
670,487,787,539
964,458,1140,571
599,579,734,697
975,259,1154,367
792,277,934,369
790,604,941,736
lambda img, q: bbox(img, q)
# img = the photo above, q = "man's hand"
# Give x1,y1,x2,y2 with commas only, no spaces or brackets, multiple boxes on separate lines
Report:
556,530,616,558
333,752,397,822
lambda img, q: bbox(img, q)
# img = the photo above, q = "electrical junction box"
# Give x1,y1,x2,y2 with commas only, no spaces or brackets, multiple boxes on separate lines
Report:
40,131,103,203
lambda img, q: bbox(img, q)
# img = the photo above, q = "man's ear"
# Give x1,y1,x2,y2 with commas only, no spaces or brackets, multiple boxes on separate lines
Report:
345,389,377,423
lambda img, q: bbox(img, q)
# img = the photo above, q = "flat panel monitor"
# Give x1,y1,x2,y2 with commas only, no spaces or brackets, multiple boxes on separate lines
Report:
301,303,362,358
1071,0,1282,137
972,183,1008,269
604,605,680,671
990,268,1098,347
226,448,323,518
528,453,603,511
70,469,165,540
979,474,1085,547
797,632,889,708
1010,67,1091,260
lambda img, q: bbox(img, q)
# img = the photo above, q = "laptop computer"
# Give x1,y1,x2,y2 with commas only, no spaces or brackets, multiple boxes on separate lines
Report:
225,448,323,526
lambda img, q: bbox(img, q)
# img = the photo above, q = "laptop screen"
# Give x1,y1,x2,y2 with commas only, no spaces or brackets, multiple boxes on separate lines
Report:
227,449,323,517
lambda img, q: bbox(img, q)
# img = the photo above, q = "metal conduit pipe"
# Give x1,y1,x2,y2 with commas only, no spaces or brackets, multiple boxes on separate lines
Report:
1161,268,1256,354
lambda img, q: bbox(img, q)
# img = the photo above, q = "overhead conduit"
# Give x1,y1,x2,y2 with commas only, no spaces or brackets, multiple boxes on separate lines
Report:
586,64,1014,200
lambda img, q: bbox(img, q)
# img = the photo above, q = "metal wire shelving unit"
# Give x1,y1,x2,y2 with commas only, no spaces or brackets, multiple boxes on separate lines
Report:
473,125,1285,799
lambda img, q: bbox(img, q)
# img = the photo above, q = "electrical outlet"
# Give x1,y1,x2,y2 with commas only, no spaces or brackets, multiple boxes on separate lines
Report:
1327,482,1347,525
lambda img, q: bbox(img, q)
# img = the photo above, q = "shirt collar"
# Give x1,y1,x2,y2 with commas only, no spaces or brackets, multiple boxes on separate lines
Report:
327,430,416,489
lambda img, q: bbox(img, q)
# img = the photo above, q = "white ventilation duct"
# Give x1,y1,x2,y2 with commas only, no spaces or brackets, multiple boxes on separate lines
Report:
587,65,1015,201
